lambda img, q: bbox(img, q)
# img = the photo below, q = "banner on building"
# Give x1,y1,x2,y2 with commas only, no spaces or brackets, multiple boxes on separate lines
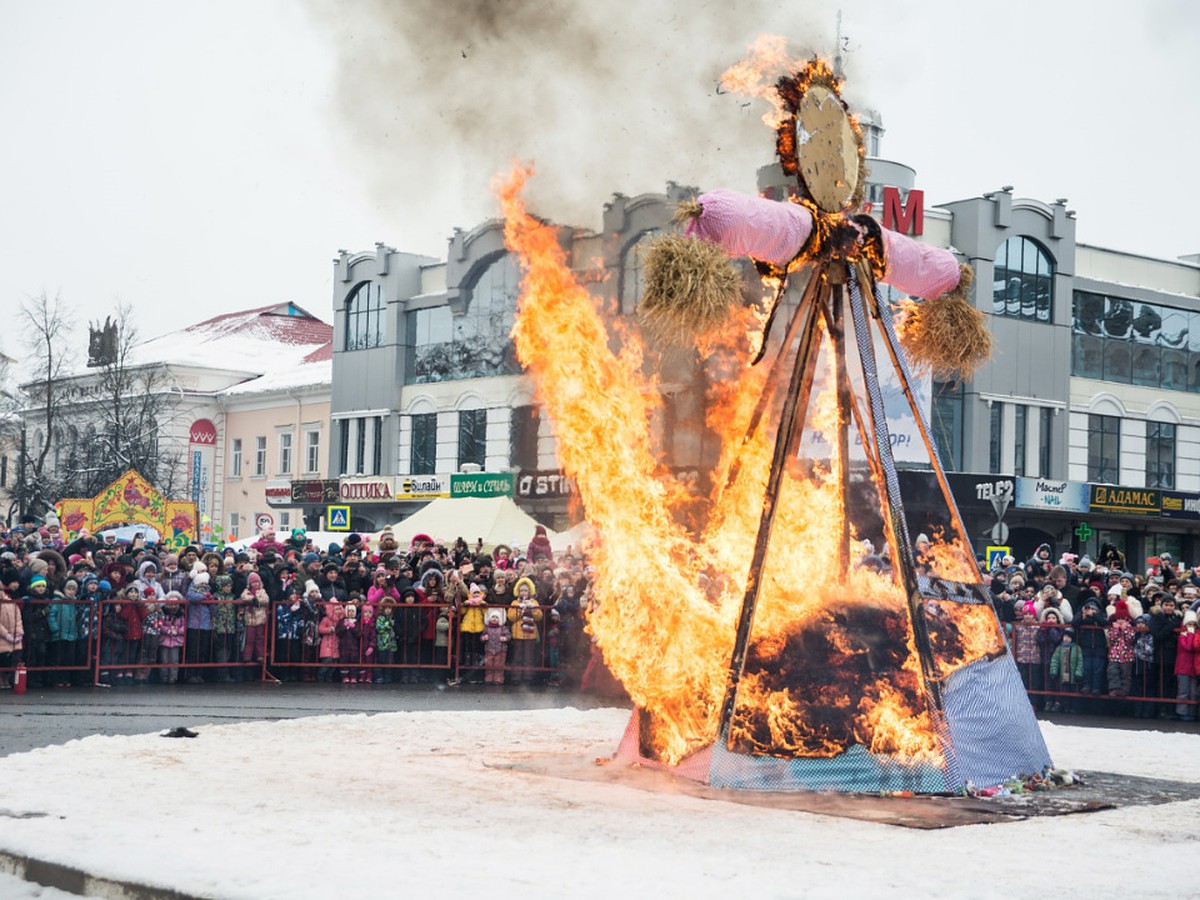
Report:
291,480,340,505
265,480,292,508
1089,485,1161,517
1014,478,1090,513
398,475,451,500
339,476,398,503
515,470,575,499
1160,491,1200,520
188,419,217,540
451,472,514,498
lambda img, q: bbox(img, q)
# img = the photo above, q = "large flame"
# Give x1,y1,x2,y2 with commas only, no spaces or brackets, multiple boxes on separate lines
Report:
497,166,993,767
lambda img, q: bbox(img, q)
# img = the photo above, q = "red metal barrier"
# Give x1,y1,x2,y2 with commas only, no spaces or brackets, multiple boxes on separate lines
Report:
1006,620,1197,719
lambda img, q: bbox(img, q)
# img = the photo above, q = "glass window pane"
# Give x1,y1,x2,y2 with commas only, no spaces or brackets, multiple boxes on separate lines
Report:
1074,291,1104,334
1131,344,1159,386
1103,341,1132,382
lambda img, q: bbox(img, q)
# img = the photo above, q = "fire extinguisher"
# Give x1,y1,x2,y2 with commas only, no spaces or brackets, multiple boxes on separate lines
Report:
12,661,27,695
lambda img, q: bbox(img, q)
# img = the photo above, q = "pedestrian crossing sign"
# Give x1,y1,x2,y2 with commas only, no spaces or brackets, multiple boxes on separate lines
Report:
327,505,351,531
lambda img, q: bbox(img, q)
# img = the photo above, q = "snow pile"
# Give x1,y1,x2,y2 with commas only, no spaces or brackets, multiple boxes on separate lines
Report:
0,709,1196,898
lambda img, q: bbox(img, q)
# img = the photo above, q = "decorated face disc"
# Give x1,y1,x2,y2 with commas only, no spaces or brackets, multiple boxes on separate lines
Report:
774,58,866,215
796,85,860,212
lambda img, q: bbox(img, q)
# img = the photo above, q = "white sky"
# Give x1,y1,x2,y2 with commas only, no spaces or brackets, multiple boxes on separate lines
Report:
0,708,1197,897
1,0,1197,350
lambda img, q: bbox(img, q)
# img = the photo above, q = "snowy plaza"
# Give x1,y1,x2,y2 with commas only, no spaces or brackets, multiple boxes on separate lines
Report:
0,706,1196,898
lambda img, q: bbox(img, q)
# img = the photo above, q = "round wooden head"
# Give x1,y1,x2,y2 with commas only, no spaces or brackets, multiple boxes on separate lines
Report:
775,59,866,214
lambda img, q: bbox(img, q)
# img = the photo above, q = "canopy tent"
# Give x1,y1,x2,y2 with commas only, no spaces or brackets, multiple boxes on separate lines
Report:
388,496,559,554
551,520,598,553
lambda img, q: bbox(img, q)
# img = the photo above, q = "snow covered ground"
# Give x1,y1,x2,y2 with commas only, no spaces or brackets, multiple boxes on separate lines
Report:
0,708,1195,899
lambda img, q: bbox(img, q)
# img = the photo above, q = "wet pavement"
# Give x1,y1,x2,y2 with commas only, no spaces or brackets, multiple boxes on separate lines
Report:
0,682,623,757
2,684,1194,759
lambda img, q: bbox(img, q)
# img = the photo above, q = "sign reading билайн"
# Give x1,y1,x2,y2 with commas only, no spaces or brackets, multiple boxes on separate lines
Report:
1089,485,1161,517
450,472,514,499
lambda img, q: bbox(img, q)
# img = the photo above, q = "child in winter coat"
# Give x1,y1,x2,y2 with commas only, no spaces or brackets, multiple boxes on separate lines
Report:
508,577,543,685
373,600,398,684
22,575,51,688
458,582,488,682
546,608,563,686
1176,610,1199,722
1048,628,1084,712
358,603,377,684
338,603,360,682
1132,613,1157,718
1105,598,1137,698
240,572,269,670
398,587,423,683
99,589,133,685
317,601,343,682
156,592,187,684
211,574,240,682
481,608,511,684
47,578,82,687
1011,601,1043,708
0,590,23,688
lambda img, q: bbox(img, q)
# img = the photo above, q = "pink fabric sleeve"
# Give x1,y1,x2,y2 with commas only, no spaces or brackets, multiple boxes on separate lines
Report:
879,228,961,300
690,189,813,267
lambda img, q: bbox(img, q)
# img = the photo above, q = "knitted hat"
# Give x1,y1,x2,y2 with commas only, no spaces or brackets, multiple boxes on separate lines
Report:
144,587,157,598
29,574,47,589
192,571,210,587
98,579,112,591
165,590,183,601
248,572,262,586
1078,555,1094,570
305,579,320,595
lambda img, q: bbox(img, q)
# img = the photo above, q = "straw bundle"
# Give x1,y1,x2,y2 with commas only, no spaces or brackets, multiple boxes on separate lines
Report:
639,233,743,342
894,264,992,378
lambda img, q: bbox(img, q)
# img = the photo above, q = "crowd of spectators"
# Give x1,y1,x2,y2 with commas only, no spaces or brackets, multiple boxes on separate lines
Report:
985,541,1199,721
2,513,1198,724
0,517,605,692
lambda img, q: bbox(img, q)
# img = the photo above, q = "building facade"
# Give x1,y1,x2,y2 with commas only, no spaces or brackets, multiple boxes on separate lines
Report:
323,151,1200,567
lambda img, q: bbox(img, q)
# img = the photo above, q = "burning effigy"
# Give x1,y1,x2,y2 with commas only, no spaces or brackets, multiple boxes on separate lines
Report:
497,40,1050,793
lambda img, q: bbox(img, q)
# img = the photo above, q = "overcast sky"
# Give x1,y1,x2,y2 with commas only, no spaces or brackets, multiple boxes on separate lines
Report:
1,0,1196,351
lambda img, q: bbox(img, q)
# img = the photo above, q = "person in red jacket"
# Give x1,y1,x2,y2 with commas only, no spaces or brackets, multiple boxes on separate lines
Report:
1176,610,1199,722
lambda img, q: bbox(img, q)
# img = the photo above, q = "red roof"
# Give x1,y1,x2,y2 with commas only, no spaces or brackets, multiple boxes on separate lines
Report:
180,302,332,347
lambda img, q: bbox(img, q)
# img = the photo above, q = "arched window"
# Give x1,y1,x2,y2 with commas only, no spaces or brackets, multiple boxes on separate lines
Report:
344,281,385,351
992,236,1053,323
410,254,521,384
620,230,660,315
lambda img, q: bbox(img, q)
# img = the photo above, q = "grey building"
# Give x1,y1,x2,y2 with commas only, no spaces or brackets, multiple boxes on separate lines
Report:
327,141,1200,567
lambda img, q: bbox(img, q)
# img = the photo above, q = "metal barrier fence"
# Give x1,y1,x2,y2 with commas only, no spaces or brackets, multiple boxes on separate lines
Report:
1006,620,1198,720
263,600,587,686
1,596,1197,722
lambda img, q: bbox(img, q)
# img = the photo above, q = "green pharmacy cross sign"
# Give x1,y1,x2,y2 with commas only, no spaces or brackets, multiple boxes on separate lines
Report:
1074,521,1094,542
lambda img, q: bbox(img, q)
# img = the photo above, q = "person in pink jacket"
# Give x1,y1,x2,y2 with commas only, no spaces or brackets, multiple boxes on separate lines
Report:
1176,610,1199,722
156,591,188,685
317,602,343,682
0,590,23,689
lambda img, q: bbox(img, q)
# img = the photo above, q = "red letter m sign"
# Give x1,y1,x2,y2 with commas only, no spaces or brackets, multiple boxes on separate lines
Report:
882,186,924,236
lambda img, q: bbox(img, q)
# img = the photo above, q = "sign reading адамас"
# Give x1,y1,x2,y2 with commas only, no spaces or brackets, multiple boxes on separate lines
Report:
1089,485,1161,516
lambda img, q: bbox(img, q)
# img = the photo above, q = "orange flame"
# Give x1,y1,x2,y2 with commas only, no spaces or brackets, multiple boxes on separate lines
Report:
497,167,987,768
719,34,807,128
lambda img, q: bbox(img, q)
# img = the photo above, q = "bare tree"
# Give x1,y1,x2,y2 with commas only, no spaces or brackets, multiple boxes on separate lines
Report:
9,292,74,518
58,303,184,498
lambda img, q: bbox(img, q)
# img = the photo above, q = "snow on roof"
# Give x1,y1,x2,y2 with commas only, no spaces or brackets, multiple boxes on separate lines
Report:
128,302,332,372
221,356,331,397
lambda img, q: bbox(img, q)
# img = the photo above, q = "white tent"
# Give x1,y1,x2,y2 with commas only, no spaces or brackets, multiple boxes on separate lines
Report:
388,496,559,553
551,520,598,553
